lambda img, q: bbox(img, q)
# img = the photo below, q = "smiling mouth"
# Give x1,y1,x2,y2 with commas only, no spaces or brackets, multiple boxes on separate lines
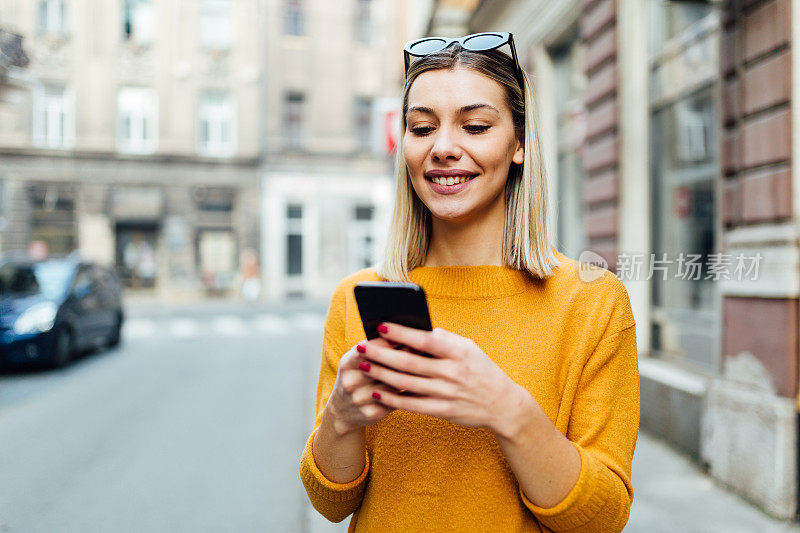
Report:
425,175,478,185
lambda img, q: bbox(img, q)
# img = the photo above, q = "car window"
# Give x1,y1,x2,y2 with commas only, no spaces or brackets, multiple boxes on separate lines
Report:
73,267,93,293
0,260,75,299
0,264,40,295
33,261,76,299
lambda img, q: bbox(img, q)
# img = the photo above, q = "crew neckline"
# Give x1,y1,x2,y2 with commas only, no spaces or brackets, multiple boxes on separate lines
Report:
407,265,531,298
407,249,565,299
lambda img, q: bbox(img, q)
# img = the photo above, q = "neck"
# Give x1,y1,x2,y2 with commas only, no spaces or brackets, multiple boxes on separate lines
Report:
423,200,506,267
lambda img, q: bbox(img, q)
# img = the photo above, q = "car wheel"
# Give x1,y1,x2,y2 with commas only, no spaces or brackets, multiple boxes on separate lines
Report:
51,327,72,368
107,312,122,348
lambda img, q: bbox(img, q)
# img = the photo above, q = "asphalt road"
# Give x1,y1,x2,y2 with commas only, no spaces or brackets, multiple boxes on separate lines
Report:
0,300,327,533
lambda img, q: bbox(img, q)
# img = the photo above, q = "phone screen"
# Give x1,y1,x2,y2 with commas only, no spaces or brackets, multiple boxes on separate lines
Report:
353,281,433,340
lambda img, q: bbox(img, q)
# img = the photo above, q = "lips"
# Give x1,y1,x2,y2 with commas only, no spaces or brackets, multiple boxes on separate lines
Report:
425,174,477,194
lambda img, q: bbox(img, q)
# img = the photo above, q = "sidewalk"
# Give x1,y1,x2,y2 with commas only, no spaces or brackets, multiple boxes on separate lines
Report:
306,431,800,532
627,432,799,532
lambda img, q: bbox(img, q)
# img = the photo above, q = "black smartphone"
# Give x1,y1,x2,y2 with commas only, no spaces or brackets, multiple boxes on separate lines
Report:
354,281,433,356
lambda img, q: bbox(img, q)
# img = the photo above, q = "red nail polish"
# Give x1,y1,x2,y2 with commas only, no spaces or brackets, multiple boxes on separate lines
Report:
359,361,371,372
372,391,382,400
357,343,367,353
377,324,389,334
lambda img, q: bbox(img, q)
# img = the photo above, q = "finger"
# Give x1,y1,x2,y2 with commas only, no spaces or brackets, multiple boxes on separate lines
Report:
359,357,448,397
370,337,406,350
352,359,403,389
361,399,395,425
355,384,399,407
345,338,398,369
359,341,442,378
376,323,455,359
371,387,449,418
340,363,376,394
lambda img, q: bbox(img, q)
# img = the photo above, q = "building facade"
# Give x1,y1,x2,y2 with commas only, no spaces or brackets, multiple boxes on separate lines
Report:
259,0,408,300
423,0,799,520
0,0,263,301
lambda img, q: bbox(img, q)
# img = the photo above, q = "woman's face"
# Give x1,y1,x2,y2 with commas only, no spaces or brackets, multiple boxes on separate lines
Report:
403,66,524,223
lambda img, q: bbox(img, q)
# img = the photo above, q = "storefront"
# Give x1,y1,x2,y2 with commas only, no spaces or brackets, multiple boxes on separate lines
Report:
0,154,260,302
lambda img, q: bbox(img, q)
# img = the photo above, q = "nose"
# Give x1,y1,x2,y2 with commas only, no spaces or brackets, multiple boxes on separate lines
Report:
430,126,462,162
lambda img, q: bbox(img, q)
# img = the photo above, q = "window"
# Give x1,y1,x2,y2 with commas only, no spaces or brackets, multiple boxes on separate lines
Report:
284,0,304,36
284,92,305,150
193,186,234,212
549,33,586,261
648,1,719,371
28,183,76,255
0,180,7,232
197,91,236,157
199,0,231,50
197,230,236,290
354,96,372,152
122,0,153,45
33,84,74,149
286,204,303,276
348,204,374,272
37,0,67,36
117,87,158,154
354,0,371,44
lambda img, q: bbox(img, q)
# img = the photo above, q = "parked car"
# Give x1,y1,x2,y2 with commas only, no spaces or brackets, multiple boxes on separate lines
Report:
0,254,124,368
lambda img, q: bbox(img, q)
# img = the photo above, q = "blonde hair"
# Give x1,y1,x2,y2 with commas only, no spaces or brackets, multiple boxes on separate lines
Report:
375,43,560,281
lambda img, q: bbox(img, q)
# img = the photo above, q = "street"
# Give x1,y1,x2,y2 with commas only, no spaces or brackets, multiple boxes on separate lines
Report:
0,299,797,532
0,298,326,533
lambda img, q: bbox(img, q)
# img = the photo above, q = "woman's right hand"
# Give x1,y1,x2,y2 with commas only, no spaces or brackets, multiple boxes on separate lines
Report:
326,338,401,436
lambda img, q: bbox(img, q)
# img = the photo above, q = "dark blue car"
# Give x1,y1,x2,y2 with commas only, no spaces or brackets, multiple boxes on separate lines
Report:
0,255,124,368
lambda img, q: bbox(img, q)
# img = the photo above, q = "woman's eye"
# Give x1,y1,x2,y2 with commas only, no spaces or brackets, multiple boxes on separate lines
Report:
465,125,491,134
410,126,433,136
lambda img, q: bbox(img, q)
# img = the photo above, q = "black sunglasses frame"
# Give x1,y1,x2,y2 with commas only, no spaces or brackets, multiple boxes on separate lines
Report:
403,32,525,91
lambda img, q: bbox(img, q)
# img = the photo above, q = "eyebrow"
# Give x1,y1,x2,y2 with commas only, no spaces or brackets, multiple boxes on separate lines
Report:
405,103,501,118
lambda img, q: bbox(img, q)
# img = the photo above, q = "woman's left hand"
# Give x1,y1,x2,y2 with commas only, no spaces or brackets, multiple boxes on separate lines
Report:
356,322,531,434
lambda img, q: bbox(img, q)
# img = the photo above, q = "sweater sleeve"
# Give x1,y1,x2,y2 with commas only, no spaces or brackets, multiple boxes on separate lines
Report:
519,294,639,532
298,280,370,523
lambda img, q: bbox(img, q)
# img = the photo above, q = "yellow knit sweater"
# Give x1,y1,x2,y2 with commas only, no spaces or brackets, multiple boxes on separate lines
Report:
299,249,638,532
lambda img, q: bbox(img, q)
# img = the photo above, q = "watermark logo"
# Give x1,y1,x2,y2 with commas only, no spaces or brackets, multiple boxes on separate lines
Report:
577,250,609,283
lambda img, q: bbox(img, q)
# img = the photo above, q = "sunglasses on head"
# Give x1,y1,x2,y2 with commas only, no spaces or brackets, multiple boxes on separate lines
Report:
403,32,525,90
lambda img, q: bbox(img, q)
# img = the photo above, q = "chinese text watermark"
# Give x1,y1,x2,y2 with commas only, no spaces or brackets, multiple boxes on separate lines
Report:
576,250,763,283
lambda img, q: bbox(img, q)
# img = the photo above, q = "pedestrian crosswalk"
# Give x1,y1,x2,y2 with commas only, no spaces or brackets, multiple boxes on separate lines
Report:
121,312,325,341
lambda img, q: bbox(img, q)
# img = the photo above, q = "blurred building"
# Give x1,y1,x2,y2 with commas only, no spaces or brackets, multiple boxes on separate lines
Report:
424,0,799,521
0,0,263,301
259,0,408,300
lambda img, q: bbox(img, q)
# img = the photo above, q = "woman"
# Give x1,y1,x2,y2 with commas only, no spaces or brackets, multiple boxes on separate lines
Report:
299,32,638,533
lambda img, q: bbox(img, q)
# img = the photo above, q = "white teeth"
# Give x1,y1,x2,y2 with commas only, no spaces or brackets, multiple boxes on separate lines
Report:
430,175,475,185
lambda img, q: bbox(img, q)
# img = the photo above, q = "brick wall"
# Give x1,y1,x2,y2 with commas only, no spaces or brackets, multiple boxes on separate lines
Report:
580,0,620,272
720,0,797,398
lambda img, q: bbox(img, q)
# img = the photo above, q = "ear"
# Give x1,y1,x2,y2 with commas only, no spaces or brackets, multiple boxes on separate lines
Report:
512,139,524,165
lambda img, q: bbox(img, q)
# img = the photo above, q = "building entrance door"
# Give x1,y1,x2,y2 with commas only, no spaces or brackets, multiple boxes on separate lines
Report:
115,223,158,289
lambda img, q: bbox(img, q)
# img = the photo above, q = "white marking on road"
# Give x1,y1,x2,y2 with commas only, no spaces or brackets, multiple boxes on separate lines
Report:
253,314,289,333
121,313,325,340
122,318,157,339
293,312,324,331
168,318,199,338
212,315,247,336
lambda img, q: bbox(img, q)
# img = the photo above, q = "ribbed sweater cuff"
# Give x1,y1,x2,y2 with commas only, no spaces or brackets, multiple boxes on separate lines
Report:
519,442,614,530
299,427,370,502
